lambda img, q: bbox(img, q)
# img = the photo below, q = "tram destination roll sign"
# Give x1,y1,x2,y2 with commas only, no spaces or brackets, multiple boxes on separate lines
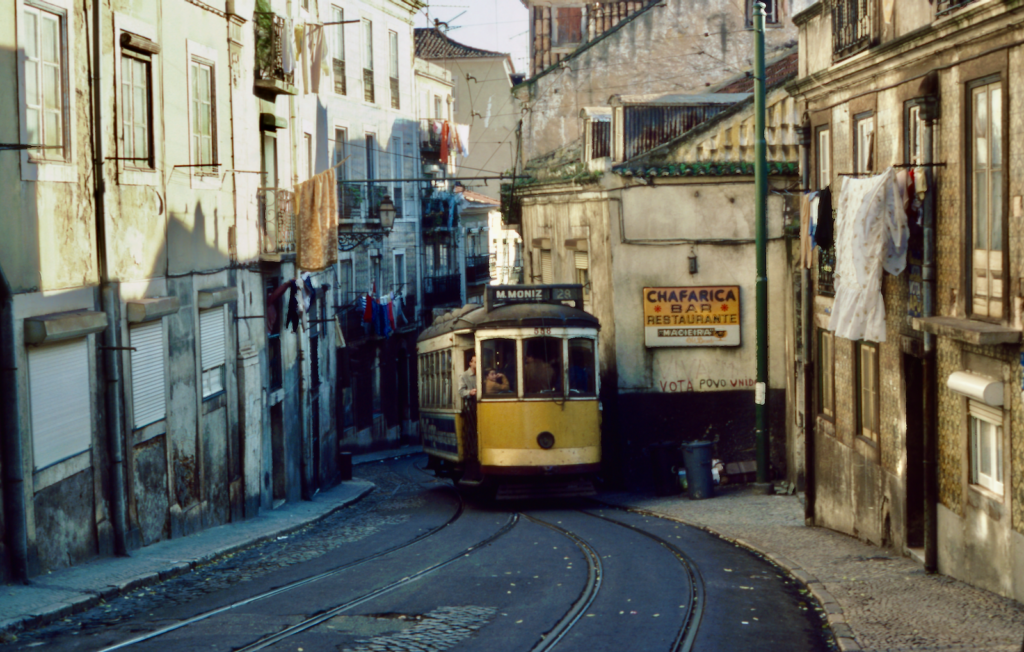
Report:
643,286,741,347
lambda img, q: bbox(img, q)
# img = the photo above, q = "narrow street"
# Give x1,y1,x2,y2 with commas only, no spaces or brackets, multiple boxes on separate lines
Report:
0,456,831,652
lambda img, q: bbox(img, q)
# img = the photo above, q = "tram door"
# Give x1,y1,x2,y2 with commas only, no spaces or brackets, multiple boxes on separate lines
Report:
457,344,479,471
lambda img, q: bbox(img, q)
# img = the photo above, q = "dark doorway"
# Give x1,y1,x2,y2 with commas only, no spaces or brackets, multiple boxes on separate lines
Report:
271,403,286,507
905,354,925,548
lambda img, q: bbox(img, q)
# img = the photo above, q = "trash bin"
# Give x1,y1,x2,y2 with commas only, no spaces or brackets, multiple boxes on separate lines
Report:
650,442,682,497
681,441,714,499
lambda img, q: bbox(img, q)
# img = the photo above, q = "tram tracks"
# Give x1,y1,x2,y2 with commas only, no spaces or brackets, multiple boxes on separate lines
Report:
97,479,468,652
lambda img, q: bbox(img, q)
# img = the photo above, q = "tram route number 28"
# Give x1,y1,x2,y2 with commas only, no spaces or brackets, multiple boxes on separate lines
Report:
534,328,552,335
552,288,574,300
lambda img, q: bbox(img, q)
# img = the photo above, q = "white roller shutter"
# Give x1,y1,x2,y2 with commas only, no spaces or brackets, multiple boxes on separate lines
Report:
130,320,166,428
541,249,553,284
574,251,588,270
29,339,91,469
200,307,226,396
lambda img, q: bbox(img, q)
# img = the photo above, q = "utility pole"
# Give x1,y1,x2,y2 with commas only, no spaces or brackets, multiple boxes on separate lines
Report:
753,2,770,486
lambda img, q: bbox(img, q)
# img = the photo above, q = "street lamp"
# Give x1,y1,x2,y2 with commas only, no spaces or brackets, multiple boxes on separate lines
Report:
338,194,397,251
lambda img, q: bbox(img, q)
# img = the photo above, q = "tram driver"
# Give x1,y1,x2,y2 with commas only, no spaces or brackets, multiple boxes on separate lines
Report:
524,347,556,393
458,353,477,400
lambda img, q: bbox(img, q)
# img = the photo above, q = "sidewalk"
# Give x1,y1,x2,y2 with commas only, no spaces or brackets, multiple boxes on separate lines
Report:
0,445,421,635
602,485,1024,652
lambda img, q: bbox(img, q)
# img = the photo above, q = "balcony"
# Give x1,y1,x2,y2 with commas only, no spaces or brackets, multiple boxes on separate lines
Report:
420,119,442,152
338,294,417,343
832,0,876,60
254,14,297,96
338,181,388,221
937,0,977,14
466,254,491,285
423,274,460,308
257,188,296,259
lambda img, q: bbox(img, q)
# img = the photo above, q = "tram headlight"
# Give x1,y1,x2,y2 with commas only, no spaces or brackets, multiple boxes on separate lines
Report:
537,431,555,449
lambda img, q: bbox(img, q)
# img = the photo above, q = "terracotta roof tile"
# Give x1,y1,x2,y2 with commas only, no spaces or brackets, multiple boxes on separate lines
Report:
715,52,799,94
415,28,507,60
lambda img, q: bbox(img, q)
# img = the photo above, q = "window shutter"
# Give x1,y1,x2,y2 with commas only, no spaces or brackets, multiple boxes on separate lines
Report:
574,251,588,270
969,399,1003,425
541,250,553,284
29,339,91,469
200,307,226,371
130,320,166,428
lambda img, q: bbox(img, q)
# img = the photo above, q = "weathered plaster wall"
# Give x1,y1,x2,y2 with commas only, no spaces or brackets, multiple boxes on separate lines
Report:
519,0,797,160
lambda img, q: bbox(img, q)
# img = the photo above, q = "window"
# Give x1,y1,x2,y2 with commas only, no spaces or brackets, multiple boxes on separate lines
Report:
856,341,879,442
336,127,357,219
553,7,583,46
190,59,216,173
29,339,91,470
261,131,277,188
434,95,442,120
365,132,377,219
574,251,590,306
746,0,779,26
568,338,596,396
524,337,562,396
540,249,553,284
906,103,924,166
389,30,399,109
371,253,381,294
120,48,152,168
266,278,283,391
969,78,1004,319
305,132,313,180
23,2,68,159
815,126,830,189
200,307,226,398
481,339,518,397
129,320,166,428
854,112,874,174
392,137,402,216
818,330,835,418
332,6,346,95
362,19,374,103
394,252,406,292
969,400,1003,495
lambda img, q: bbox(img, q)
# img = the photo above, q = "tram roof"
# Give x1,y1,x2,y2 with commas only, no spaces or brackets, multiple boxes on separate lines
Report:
417,302,600,342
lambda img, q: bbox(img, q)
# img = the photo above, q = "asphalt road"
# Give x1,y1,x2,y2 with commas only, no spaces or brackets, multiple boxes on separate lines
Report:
0,455,833,651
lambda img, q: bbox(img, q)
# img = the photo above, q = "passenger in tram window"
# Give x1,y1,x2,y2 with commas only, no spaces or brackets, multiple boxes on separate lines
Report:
484,367,511,394
458,353,477,399
524,349,556,393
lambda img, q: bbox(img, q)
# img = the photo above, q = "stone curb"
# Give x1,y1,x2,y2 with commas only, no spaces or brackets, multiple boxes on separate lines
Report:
0,482,375,635
601,503,860,652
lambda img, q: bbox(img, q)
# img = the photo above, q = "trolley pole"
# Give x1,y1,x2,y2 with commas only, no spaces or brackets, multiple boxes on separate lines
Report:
753,2,770,486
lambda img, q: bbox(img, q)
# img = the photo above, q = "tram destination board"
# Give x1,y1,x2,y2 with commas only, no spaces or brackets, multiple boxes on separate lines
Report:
486,284,584,310
643,286,741,347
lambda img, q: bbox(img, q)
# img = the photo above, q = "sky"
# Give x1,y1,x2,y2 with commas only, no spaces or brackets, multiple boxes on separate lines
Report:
414,1,530,75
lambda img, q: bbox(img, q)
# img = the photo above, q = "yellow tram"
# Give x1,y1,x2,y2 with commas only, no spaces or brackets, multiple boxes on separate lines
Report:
417,285,601,498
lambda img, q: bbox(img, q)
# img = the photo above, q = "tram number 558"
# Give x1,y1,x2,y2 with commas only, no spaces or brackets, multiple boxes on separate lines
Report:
534,328,552,335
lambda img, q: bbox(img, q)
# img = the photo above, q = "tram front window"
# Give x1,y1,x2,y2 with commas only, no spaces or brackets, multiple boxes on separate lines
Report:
524,337,563,396
568,338,596,396
481,339,517,396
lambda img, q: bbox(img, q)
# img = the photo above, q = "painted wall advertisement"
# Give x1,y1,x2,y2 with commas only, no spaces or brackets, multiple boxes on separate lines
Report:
643,286,741,347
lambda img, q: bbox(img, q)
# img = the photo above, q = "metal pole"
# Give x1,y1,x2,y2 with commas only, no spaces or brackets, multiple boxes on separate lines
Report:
753,3,770,486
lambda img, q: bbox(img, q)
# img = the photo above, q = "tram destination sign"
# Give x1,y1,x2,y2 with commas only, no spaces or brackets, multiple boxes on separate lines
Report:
486,284,584,310
643,286,741,347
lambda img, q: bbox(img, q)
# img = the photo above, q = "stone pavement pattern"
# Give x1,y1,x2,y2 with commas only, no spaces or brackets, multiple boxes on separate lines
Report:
603,486,1024,652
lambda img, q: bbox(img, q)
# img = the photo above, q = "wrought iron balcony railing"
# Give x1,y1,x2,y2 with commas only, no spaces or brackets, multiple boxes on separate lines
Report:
337,181,388,221
423,274,460,307
466,254,491,285
257,188,296,256
832,0,876,60
254,14,296,93
420,119,442,152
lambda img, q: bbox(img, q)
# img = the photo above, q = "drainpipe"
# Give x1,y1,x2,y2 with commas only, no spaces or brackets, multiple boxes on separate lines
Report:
93,0,129,556
753,3,770,487
798,124,816,526
0,265,29,583
921,88,939,573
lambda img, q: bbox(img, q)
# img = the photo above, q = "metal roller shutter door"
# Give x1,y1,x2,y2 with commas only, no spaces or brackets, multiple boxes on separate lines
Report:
200,307,225,371
29,339,91,469
574,251,588,269
541,249,553,284
130,320,166,428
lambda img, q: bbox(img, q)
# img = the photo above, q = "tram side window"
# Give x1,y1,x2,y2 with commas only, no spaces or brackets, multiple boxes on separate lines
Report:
481,339,517,396
524,337,563,396
568,338,596,396
443,350,452,407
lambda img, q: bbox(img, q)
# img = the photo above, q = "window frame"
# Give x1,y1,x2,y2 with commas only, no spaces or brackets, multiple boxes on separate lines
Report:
853,111,874,175
745,0,780,27
362,18,375,103
818,330,835,420
186,40,220,188
552,6,584,47
855,340,880,444
17,0,79,182
388,29,400,110
22,1,69,161
331,5,346,96
966,74,1007,322
119,47,154,171
815,124,830,190
199,306,227,399
968,399,1004,496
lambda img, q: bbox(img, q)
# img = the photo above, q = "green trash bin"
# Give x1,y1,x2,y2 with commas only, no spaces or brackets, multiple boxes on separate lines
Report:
681,441,714,500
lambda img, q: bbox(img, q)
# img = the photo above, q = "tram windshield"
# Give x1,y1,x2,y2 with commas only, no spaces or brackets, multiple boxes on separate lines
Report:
481,339,517,396
524,337,563,396
568,338,596,396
